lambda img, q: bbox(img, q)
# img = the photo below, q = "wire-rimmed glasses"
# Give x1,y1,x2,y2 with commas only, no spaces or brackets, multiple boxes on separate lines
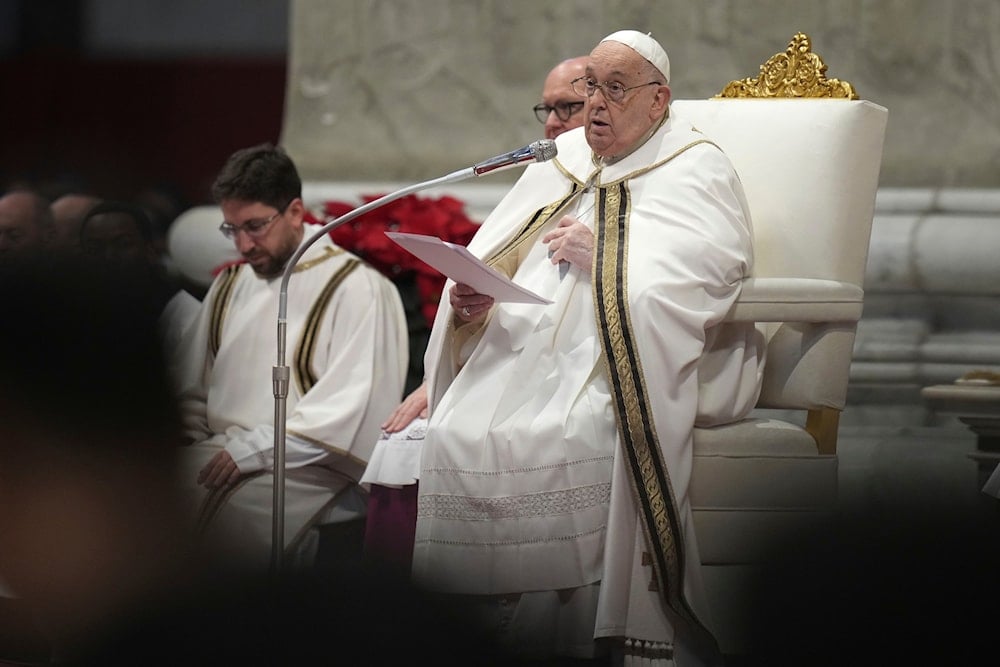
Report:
219,202,289,240
570,76,661,103
533,101,585,124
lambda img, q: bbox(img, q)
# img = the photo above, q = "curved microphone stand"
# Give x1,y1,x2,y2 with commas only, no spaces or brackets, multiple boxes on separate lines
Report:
269,140,556,573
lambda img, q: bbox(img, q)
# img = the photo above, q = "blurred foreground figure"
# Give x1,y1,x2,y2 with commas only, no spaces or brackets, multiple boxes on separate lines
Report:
743,503,1000,665
0,259,195,663
0,264,522,667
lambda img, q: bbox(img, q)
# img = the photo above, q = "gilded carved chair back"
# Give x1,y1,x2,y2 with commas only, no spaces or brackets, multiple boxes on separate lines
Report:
694,33,873,456
715,32,858,100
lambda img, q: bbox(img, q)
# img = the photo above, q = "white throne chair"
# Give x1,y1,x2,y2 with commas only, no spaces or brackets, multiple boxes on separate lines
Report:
672,33,889,655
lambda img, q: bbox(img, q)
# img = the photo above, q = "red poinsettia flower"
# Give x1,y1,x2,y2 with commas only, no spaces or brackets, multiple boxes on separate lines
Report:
321,194,480,327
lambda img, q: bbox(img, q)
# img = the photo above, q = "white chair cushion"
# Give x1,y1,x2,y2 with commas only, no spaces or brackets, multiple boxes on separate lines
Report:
692,418,838,508
693,417,816,455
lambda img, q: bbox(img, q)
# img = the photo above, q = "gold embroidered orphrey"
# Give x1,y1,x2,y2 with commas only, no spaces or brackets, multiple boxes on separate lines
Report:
593,180,717,651
715,32,858,100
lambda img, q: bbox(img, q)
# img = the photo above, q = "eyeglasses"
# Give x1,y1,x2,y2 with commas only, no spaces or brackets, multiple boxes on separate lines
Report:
219,203,289,240
533,101,585,124
570,76,661,103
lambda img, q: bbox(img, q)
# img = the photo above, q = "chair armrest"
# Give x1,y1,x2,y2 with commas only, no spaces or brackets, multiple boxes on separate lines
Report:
726,278,864,322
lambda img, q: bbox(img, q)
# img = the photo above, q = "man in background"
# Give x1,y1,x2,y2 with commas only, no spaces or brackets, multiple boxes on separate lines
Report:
80,200,165,270
79,200,200,380
534,55,589,140
0,189,54,267
51,193,102,254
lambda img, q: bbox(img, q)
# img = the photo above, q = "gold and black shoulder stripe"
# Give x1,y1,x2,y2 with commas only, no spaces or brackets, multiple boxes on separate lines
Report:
483,185,582,269
209,264,243,358
293,259,360,395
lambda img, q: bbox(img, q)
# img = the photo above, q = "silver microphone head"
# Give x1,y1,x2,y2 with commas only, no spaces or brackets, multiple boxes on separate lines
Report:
471,140,559,176
530,139,558,162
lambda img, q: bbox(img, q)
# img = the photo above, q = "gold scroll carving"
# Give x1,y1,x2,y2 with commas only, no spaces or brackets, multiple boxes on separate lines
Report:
715,32,858,100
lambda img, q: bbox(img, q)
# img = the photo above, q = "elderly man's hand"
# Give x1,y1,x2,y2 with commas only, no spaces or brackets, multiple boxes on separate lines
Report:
542,215,594,273
450,282,494,322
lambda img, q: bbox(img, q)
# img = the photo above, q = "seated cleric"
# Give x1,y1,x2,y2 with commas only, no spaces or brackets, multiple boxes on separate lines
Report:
407,30,765,666
173,143,409,571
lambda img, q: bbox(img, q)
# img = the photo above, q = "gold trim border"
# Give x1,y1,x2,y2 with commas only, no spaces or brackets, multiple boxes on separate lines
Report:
593,181,716,649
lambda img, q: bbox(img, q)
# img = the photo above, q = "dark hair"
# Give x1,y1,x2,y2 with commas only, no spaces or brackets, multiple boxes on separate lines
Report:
80,200,155,244
210,143,301,211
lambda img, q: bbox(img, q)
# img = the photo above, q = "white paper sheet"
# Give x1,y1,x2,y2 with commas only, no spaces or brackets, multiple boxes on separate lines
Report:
385,232,552,304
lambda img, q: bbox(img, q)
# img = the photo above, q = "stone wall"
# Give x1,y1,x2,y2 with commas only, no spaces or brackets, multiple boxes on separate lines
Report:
282,0,1000,188
854,188,1000,403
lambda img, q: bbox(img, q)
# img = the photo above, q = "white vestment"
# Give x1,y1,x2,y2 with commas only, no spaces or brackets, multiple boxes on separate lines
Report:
176,231,408,570
412,115,764,664
159,288,202,390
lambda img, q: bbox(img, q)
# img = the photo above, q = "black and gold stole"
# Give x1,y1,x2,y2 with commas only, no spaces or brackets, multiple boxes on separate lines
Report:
592,176,717,650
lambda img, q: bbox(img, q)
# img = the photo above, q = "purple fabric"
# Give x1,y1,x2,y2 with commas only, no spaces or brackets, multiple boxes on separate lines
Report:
363,483,418,573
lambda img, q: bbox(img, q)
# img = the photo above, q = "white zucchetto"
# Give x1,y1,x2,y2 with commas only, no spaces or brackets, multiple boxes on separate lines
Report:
600,30,671,84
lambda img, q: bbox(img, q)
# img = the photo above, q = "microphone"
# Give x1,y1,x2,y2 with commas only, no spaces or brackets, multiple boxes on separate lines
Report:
281,138,559,306
470,139,558,177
